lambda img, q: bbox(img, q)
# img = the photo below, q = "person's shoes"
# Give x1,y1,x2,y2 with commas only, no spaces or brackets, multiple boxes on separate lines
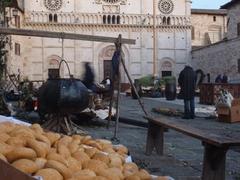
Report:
181,116,190,119
190,115,195,119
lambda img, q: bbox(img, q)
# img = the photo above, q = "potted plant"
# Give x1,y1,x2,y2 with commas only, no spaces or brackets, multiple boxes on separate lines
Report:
163,76,176,100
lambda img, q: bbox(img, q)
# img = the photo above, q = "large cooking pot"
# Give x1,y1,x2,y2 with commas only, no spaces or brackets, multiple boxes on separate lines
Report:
38,78,90,115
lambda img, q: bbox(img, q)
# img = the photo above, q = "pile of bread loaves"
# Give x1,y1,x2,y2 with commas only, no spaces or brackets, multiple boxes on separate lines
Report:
0,122,168,180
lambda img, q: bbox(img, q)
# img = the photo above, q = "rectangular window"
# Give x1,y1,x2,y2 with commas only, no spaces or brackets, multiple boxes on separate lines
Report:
237,22,240,36
15,43,20,56
191,26,195,40
15,15,20,28
213,16,216,22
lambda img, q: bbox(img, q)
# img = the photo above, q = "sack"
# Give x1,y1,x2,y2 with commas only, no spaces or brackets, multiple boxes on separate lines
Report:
216,90,233,108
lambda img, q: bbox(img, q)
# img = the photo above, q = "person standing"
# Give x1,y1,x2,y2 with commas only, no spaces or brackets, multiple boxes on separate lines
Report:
222,73,228,83
178,65,196,119
215,74,222,83
82,62,95,90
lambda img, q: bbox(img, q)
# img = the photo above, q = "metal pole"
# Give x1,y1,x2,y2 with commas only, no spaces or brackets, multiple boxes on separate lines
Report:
153,0,157,75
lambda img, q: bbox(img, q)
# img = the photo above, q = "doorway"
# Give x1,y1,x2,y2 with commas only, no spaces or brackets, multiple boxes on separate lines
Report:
103,60,112,80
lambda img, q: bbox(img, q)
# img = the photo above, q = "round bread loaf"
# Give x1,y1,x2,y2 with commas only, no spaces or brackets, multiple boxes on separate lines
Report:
57,144,71,158
67,157,82,173
35,168,63,180
45,160,72,179
35,158,47,169
34,133,51,146
30,124,44,134
109,154,122,168
0,133,10,143
108,167,124,179
0,142,13,156
84,140,102,150
45,132,61,146
72,169,96,178
83,159,108,174
12,159,39,174
6,147,37,163
27,139,48,158
6,136,27,147
84,147,97,158
97,168,121,180
92,152,110,164
9,128,35,139
72,151,90,165
123,163,139,178
47,152,69,167
0,122,16,133
68,140,80,154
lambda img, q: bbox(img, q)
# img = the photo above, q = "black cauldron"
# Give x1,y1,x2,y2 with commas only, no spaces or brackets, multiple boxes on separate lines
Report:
38,78,90,115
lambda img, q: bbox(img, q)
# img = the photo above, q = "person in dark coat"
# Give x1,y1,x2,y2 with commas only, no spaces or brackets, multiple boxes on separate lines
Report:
178,65,196,119
215,74,222,83
222,73,228,83
82,62,95,90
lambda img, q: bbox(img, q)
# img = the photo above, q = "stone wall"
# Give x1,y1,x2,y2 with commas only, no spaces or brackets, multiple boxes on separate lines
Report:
192,37,240,83
6,0,192,82
227,3,240,39
191,13,227,47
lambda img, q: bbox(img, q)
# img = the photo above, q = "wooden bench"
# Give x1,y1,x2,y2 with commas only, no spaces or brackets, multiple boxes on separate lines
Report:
145,116,240,180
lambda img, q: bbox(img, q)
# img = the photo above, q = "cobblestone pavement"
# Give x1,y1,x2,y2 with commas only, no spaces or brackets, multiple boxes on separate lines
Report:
83,95,240,180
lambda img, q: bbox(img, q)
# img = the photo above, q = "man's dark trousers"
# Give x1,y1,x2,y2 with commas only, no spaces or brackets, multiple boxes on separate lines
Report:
184,98,195,119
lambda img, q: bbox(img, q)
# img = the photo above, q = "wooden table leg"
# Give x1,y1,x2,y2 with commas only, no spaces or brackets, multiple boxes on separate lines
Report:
146,122,164,156
202,143,228,180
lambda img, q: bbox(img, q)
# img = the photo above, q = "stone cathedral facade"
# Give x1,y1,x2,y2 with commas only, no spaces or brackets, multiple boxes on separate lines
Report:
7,0,192,83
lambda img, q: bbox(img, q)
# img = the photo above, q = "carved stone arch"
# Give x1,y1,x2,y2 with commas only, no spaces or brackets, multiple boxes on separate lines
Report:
133,16,137,24
96,44,130,83
171,17,175,25
159,58,175,77
129,16,133,24
94,14,98,24
62,14,66,23
67,14,71,23
89,15,93,24
125,16,129,24
46,55,63,79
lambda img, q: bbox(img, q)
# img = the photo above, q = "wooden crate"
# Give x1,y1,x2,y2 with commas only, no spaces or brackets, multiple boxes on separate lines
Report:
217,99,240,123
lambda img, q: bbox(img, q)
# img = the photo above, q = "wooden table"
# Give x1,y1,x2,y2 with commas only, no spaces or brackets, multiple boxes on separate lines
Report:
145,116,240,180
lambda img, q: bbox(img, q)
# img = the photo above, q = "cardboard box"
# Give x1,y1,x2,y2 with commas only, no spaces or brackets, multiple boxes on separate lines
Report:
0,159,35,180
217,99,240,123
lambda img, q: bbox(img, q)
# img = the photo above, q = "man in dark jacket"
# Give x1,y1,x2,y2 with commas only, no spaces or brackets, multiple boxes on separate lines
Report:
83,62,95,90
178,65,196,119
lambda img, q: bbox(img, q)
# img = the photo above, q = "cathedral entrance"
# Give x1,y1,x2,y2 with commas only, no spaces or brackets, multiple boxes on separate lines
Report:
98,44,130,91
46,55,62,79
160,59,174,77
103,60,112,79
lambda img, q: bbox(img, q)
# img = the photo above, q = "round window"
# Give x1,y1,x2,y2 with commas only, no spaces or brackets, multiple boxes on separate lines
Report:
158,0,174,14
44,0,63,11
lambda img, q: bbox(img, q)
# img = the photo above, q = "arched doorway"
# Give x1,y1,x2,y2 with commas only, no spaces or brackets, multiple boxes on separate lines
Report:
160,58,175,77
98,45,128,83
46,55,62,79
